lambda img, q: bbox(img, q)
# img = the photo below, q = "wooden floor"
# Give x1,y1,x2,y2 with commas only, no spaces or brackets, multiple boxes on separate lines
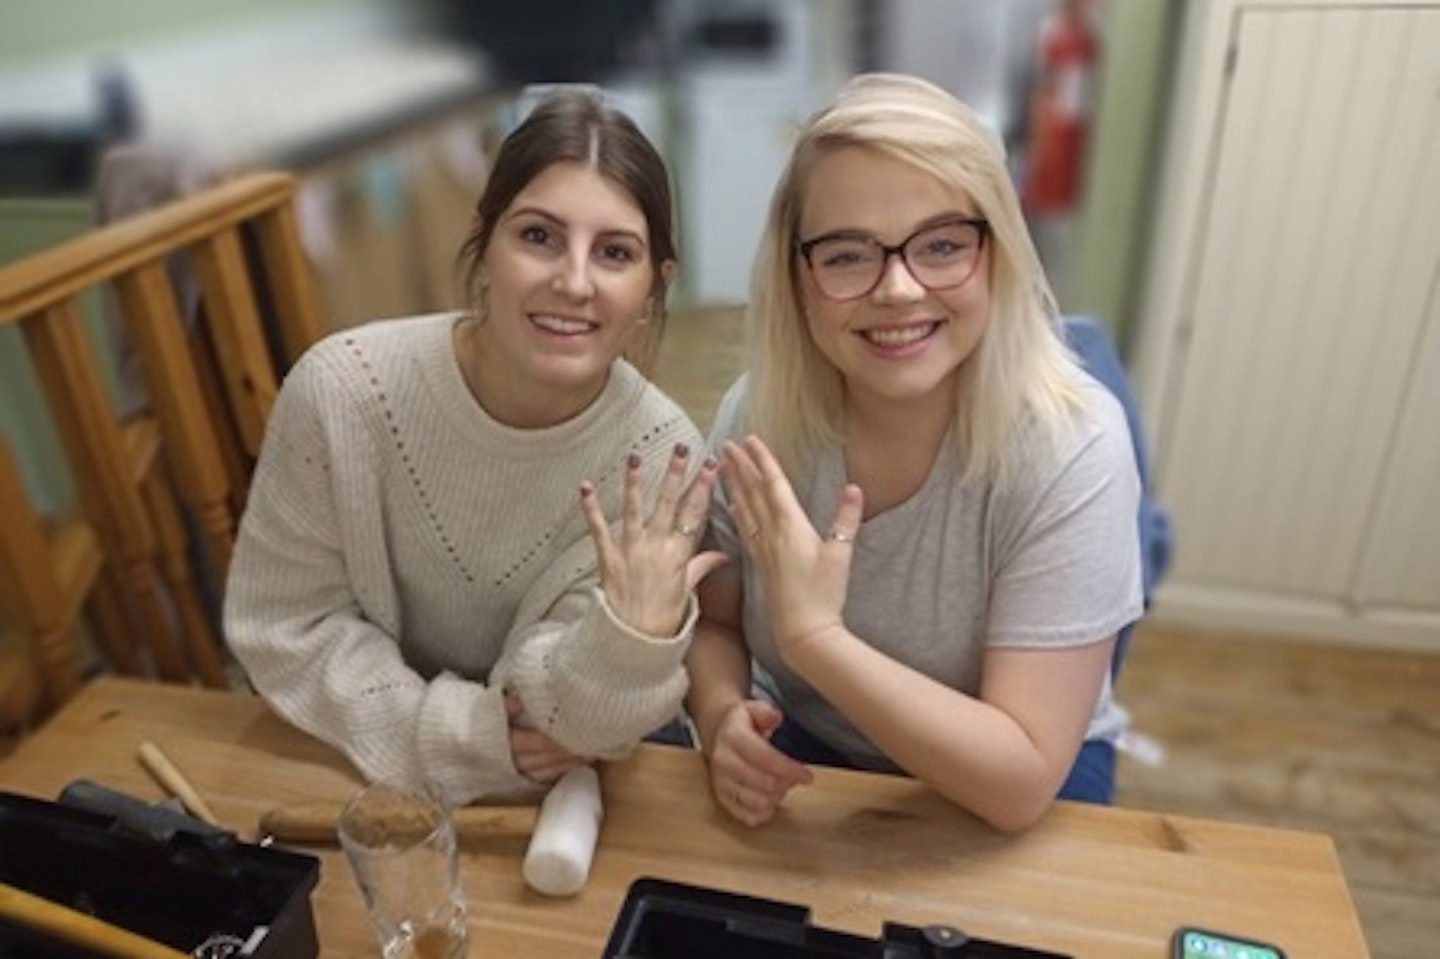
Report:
653,305,1440,959
649,304,749,434
1117,620,1440,959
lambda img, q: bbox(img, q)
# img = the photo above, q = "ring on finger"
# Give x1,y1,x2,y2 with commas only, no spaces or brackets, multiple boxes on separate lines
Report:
827,527,855,543
674,520,700,538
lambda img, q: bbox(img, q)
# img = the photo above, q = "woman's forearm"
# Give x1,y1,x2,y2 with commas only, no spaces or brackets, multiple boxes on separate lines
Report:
684,618,753,755
783,626,1108,831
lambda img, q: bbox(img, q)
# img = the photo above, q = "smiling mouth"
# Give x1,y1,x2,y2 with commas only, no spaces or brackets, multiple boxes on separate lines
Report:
858,322,942,348
531,313,598,336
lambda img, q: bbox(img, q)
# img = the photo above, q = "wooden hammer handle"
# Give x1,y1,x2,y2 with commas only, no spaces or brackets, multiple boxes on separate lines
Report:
137,740,221,827
260,801,536,844
0,882,188,959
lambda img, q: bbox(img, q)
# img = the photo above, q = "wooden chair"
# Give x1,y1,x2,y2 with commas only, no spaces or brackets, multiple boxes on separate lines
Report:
0,631,42,742
0,172,324,694
0,435,138,727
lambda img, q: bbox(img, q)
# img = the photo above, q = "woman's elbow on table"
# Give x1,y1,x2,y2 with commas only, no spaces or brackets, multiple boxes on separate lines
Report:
971,789,1054,834
922,750,1061,833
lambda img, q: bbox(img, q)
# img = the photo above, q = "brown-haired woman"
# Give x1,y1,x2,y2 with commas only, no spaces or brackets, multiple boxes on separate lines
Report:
226,88,725,802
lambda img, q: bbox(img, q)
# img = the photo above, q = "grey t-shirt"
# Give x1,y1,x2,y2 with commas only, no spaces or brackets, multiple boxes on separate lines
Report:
706,373,1143,772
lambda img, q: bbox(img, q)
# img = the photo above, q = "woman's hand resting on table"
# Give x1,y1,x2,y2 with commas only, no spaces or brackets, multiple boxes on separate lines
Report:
580,444,729,637
506,693,588,784
705,699,814,827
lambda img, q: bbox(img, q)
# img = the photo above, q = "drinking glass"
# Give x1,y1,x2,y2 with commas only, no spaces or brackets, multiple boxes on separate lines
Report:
337,780,468,959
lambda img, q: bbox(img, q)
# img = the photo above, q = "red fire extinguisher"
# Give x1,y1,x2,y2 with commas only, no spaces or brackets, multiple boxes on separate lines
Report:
1023,0,1100,216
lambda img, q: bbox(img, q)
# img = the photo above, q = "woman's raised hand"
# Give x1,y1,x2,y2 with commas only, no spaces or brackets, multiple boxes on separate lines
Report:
580,444,729,637
721,434,865,659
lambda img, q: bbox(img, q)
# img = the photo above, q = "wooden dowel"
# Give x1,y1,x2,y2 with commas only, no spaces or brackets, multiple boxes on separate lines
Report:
0,882,189,959
260,800,536,845
137,740,221,827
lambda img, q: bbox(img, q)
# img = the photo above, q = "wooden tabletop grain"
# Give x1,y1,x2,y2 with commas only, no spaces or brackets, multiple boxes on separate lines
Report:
0,679,1370,958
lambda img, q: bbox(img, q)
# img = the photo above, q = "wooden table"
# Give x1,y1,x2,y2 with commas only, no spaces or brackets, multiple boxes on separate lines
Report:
0,679,1370,958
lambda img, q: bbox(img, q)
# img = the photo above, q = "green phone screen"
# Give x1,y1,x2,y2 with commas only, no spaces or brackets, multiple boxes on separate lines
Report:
1176,929,1283,959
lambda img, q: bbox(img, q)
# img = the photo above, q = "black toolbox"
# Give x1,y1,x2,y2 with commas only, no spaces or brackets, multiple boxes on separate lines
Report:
602,877,1071,958
0,789,320,958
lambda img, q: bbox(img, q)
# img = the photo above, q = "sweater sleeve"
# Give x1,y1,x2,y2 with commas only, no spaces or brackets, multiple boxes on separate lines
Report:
224,350,536,802
494,582,698,758
488,419,703,759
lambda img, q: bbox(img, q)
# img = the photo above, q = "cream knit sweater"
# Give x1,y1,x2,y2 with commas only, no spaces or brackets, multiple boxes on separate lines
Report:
224,314,703,801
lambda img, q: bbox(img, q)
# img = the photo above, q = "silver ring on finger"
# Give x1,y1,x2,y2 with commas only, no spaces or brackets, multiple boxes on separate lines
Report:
674,520,700,538
827,526,855,543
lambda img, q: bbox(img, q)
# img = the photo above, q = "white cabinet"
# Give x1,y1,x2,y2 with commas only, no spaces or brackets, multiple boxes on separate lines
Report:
674,0,832,306
1134,0,1440,651
684,82,808,305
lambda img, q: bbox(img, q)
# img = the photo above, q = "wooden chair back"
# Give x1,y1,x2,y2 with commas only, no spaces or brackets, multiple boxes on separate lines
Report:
0,172,324,694
0,435,123,726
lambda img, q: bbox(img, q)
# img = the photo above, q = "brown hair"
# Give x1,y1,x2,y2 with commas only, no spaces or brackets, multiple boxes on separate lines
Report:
457,88,676,362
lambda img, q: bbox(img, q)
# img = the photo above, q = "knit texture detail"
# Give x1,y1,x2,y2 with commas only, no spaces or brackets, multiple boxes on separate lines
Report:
225,313,702,801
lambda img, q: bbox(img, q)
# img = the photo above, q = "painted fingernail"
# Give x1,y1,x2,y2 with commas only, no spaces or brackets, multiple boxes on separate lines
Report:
579,481,594,498
703,456,718,471
674,442,690,458
627,452,641,469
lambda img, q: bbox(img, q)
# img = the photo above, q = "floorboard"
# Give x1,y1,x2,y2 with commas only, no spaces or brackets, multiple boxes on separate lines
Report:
1118,620,1440,959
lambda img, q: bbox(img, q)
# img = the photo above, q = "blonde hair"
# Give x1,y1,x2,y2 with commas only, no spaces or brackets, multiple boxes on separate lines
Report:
744,73,1083,484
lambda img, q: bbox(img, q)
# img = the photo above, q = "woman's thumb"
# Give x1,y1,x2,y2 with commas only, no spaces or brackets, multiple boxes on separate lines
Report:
746,699,785,737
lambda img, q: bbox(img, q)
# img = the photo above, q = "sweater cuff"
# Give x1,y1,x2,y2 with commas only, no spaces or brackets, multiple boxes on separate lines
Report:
510,588,697,756
414,672,544,803
594,587,700,645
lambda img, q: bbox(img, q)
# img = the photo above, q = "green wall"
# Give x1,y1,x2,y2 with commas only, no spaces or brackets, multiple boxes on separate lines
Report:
0,0,372,65
0,200,129,514
0,0,393,515
1066,0,1181,356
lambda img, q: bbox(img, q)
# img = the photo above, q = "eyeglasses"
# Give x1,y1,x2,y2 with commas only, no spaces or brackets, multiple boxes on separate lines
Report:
796,217,990,302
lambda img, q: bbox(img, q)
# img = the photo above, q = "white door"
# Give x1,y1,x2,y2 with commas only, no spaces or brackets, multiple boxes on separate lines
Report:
1354,291,1440,617
1152,4,1440,647
684,82,805,305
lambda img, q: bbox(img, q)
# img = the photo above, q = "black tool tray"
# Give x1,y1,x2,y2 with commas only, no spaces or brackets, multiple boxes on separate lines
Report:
0,790,320,959
602,877,1071,958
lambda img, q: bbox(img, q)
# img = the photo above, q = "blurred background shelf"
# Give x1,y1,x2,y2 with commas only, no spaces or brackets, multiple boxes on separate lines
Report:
0,4,500,514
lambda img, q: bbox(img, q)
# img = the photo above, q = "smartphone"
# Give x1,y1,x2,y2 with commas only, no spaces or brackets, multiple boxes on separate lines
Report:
1172,927,1286,959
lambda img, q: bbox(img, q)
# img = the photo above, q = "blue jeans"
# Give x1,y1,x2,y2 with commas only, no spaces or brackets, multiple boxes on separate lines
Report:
770,716,1116,805
1056,738,1115,804
768,716,853,768
644,717,694,748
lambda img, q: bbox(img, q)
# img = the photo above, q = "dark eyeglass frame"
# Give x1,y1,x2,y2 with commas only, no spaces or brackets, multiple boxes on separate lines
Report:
795,216,991,302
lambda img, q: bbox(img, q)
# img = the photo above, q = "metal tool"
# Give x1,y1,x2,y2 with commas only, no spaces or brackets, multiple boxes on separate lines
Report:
190,927,268,958
59,779,230,843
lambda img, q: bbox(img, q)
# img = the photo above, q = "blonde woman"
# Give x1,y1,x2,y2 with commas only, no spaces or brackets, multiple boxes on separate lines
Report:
686,74,1141,832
